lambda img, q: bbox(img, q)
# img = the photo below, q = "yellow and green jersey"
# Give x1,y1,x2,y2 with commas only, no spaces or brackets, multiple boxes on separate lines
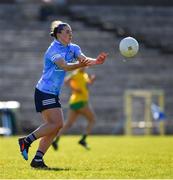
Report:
68,69,90,105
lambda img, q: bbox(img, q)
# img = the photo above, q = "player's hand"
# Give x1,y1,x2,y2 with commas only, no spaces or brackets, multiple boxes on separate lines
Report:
87,52,108,66
78,58,91,67
73,89,82,94
95,52,108,65
89,74,96,84
91,74,96,80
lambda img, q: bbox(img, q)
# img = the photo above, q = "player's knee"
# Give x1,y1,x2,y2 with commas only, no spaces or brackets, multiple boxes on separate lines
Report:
66,122,74,128
55,120,63,131
51,119,63,132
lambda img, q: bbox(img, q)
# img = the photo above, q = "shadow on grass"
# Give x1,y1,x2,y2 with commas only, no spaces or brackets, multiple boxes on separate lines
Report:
32,167,71,171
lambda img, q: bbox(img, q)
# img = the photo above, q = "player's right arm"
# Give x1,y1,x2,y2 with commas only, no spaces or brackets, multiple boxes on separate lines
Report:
54,58,90,72
77,52,108,66
49,45,107,71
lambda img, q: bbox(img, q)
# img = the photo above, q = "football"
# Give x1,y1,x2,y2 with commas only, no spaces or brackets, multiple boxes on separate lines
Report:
119,37,139,58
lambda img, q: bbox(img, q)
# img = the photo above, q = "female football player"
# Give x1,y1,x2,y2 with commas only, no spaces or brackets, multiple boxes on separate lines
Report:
18,20,108,169
52,67,96,150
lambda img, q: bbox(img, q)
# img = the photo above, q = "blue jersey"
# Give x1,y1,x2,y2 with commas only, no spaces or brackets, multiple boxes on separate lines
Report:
36,40,83,95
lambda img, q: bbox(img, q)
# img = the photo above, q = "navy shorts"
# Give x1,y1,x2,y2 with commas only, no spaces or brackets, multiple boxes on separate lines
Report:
34,88,61,112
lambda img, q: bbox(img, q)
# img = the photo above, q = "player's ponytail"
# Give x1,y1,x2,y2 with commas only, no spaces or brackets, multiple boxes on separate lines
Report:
50,20,62,38
50,20,69,39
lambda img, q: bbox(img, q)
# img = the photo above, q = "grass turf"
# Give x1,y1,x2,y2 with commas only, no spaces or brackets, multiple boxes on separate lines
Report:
0,136,173,179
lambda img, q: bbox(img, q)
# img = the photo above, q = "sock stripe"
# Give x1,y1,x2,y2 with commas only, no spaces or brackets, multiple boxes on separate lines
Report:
30,134,36,141
34,150,44,159
37,150,44,156
32,134,37,140
25,133,37,145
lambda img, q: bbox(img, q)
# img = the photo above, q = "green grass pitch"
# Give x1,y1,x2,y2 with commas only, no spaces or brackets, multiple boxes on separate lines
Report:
0,136,173,179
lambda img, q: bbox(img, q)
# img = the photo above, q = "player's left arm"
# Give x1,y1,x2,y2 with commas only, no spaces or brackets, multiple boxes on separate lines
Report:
88,74,96,84
84,73,96,84
77,52,108,66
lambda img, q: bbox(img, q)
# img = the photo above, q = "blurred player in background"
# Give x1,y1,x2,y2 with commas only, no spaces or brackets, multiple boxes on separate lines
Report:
52,67,95,150
18,20,108,169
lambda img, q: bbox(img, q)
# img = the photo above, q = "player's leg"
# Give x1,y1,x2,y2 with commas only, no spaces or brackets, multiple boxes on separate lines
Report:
60,109,79,135
78,105,95,148
30,108,64,168
18,88,63,162
52,109,79,150
51,136,60,150
18,108,63,161
79,105,95,135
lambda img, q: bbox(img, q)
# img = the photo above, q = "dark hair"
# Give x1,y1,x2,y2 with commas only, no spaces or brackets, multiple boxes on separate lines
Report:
51,23,68,38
